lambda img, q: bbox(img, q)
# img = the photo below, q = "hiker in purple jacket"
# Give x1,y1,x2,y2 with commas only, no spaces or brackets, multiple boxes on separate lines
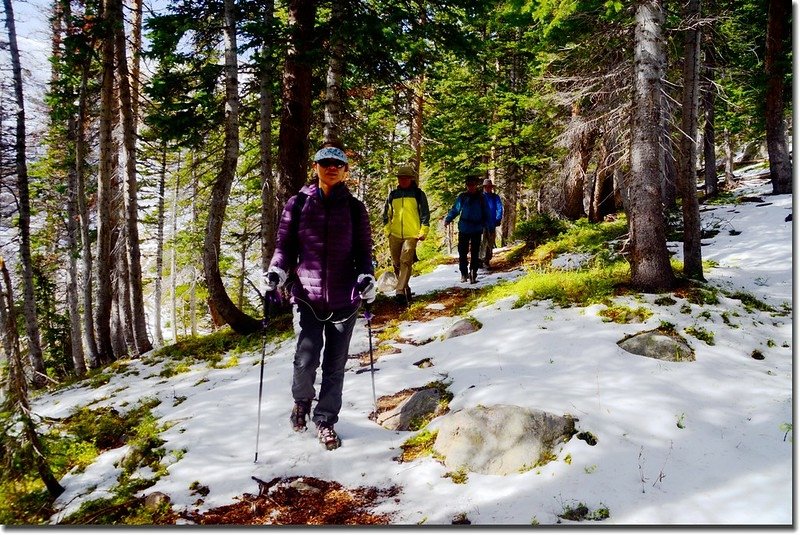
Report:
263,142,376,450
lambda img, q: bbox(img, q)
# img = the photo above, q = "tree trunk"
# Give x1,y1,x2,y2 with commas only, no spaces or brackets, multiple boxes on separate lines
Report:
277,0,317,207
153,145,167,347
95,0,117,363
723,128,735,187
259,0,277,278
678,0,703,280
764,0,792,194
170,162,180,342
66,110,87,376
54,0,87,377
661,104,677,208
702,61,717,197
3,0,47,388
628,0,674,292
190,167,198,337
323,2,345,144
112,0,151,353
589,134,618,223
562,105,596,220
202,0,261,334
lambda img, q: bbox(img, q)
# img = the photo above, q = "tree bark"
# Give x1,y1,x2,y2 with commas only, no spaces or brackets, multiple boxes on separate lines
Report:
95,0,117,363
678,0,703,280
277,0,317,207
3,0,47,387
202,0,261,334
170,167,179,342
112,0,151,353
702,61,717,197
628,0,674,292
54,0,87,376
589,134,618,223
153,146,166,347
259,0,277,278
764,0,792,194
323,2,345,145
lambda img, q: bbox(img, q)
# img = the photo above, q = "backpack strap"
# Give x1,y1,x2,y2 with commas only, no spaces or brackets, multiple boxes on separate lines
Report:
290,191,308,240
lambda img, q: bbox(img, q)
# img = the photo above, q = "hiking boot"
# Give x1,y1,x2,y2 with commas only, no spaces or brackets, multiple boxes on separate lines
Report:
316,423,341,450
290,400,311,432
470,271,478,284
460,274,468,283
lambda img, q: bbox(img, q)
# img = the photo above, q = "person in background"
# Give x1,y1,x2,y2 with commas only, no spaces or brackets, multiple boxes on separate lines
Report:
382,165,430,306
444,175,490,284
263,142,376,451
479,178,504,270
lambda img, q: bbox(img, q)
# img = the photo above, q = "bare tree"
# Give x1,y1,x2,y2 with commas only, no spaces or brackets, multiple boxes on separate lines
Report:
627,0,674,292
3,0,48,387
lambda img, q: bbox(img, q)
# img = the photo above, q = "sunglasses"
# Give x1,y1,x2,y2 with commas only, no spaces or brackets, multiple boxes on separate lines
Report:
316,159,346,169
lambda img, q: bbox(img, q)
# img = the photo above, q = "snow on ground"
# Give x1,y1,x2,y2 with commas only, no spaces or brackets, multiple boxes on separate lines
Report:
32,169,792,526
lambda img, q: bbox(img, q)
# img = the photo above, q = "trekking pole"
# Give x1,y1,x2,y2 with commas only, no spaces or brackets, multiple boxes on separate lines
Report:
356,278,379,419
254,291,270,463
364,303,378,419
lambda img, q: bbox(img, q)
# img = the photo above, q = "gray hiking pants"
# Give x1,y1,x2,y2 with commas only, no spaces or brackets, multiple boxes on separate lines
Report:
291,301,358,426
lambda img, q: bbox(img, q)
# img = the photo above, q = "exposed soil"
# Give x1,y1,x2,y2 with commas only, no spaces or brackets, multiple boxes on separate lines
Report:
180,476,400,525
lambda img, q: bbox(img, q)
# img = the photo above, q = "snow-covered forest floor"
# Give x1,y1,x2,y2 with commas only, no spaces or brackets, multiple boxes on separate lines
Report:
31,168,792,526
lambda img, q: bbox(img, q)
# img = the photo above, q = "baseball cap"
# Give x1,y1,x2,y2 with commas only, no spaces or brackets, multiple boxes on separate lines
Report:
313,147,348,164
483,179,493,186
396,165,417,179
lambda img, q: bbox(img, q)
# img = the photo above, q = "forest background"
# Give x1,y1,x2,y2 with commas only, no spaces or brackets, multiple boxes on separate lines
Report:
0,0,793,504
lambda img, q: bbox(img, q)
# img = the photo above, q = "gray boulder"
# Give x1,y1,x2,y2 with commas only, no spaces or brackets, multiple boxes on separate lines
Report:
618,329,694,362
432,405,576,476
442,318,481,340
377,388,442,431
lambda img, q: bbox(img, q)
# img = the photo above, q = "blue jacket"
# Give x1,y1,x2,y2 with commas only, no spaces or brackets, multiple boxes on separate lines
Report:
483,191,503,228
445,191,491,234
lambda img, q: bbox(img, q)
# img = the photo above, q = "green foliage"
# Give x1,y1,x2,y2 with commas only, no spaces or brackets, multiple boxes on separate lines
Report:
726,291,776,314
483,260,630,308
148,328,265,372
527,217,629,267
685,326,715,346
559,502,611,522
512,213,568,249
399,429,439,462
443,467,469,484
599,304,652,324
0,397,165,525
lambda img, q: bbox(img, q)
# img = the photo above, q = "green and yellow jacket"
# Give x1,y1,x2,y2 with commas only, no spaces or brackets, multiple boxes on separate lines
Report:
382,184,430,239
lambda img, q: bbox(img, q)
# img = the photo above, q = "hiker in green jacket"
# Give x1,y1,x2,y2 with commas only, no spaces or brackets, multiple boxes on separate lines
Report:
382,165,430,306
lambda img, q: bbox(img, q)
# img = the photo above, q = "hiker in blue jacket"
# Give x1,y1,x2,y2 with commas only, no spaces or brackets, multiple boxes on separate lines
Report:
444,175,491,284
480,178,504,270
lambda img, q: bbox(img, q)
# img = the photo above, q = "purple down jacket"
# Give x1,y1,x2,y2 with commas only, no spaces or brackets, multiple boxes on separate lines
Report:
269,181,374,315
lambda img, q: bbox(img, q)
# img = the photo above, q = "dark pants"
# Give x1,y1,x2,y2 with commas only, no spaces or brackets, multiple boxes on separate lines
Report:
292,302,358,426
457,231,482,277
